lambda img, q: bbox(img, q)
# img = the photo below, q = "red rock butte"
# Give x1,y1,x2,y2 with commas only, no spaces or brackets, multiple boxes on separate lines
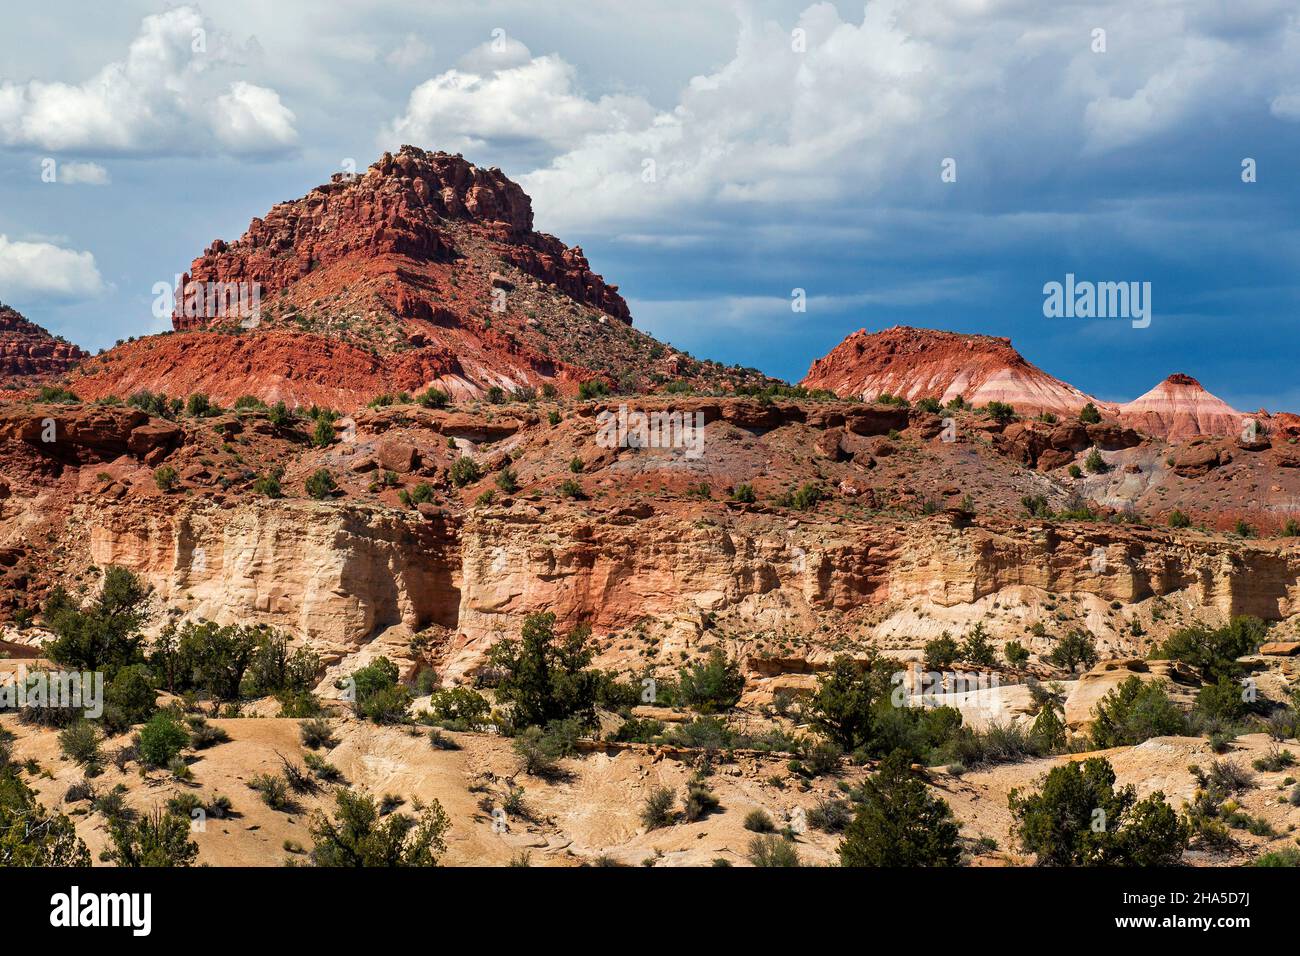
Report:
66,146,773,408
801,325,1255,441
0,303,87,383
801,325,1104,417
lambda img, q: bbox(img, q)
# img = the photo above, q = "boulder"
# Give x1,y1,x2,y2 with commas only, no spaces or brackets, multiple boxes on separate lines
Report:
377,440,419,473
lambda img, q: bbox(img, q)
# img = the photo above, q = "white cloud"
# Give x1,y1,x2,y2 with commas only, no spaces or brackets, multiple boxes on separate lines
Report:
387,34,432,70
0,6,297,156
0,235,106,300
55,160,110,185
380,1,1300,233
383,39,656,156
213,82,297,154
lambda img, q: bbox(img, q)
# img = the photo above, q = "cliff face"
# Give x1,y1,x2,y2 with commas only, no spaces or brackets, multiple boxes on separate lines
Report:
0,304,86,381
70,495,1300,682
82,499,461,658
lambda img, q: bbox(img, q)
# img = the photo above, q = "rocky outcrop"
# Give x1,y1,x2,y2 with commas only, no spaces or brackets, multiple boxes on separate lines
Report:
800,326,1108,418
1119,373,1242,441
0,404,180,464
1063,658,1201,731
172,145,628,330
0,304,86,380
82,499,460,655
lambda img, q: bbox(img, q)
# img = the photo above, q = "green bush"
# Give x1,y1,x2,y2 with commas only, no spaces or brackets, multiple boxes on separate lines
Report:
1168,509,1192,528
488,613,601,728
958,623,997,666
153,465,180,492
311,417,334,448
1195,677,1250,723
839,751,962,866
984,401,1016,424
1090,677,1187,748
748,834,800,867
1003,640,1030,667
730,483,756,503
1153,617,1266,683
58,722,102,767
1046,629,1098,672
450,456,481,487
923,634,959,670
426,687,490,726
418,388,450,409
1009,757,1188,865
106,808,198,867
137,713,190,768
300,718,338,750
495,468,519,493
641,787,676,830
305,468,337,499
674,649,744,713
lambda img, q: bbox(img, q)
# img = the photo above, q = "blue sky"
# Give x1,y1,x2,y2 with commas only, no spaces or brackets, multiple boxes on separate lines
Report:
2,1,1299,410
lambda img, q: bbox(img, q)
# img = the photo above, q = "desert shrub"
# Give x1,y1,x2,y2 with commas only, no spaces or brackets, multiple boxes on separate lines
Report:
344,657,410,724
1153,617,1266,683
305,468,337,499
730,483,757,503
641,787,676,830
1084,447,1107,473
683,779,721,822
153,465,180,492
513,718,583,776
427,729,459,751
137,713,190,767
1009,757,1187,865
418,388,450,409
1254,847,1300,867
1079,402,1101,424
58,722,101,767
495,468,519,493
488,613,601,728
308,788,450,866
426,687,490,726
1090,677,1187,748
743,808,776,833
1252,743,1296,773
1196,677,1250,723
248,773,296,812
923,634,959,670
1046,629,1098,672
984,401,1016,424
311,416,334,448
186,716,229,750
42,566,148,678
808,796,853,832
748,834,800,867
674,649,744,713
252,474,283,497
839,751,962,866
105,808,198,867
450,456,481,487
1003,640,1030,668
1207,758,1255,794
1169,509,1192,528
304,751,343,782
558,478,584,499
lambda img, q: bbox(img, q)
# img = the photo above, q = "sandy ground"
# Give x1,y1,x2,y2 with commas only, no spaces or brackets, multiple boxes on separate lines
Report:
7,710,1298,867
